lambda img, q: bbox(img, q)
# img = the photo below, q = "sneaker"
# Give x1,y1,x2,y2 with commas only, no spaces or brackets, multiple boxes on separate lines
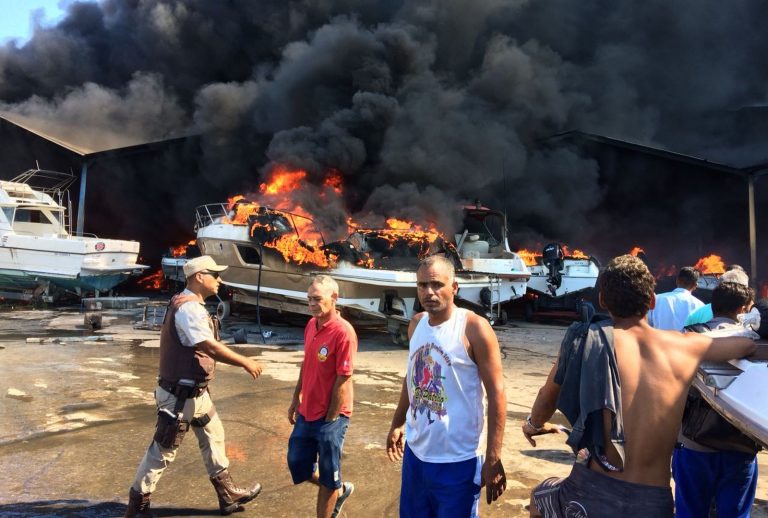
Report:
331,482,354,518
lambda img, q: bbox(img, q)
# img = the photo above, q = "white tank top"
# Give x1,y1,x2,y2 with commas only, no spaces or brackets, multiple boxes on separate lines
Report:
405,307,485,462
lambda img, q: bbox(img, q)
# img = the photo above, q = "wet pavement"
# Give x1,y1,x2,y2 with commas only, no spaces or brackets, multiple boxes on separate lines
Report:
0,305,766,517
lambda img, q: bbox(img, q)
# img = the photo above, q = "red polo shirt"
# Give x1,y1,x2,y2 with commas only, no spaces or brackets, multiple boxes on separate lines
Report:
298,311,357,421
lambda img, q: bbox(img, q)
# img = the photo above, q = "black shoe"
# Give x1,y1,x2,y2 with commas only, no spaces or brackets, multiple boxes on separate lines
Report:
331,482,354,518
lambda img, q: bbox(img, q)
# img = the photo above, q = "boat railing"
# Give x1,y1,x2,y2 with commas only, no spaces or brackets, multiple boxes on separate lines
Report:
10,169,77,199
195,203,232,230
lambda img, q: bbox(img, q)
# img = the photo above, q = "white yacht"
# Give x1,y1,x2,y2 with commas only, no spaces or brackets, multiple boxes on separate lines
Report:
0,169,148,300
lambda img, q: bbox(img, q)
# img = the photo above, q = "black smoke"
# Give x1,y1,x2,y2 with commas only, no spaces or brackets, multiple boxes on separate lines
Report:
2,0,767,267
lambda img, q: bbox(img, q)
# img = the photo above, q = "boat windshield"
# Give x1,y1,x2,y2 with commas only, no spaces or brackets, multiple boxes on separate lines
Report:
461,211,505,247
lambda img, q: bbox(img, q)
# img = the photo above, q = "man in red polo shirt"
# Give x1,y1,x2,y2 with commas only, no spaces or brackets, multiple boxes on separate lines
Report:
288,275,357,518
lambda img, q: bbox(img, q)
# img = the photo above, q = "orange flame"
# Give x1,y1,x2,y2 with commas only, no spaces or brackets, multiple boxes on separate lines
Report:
695,254,725,275
260,167,306,195
324,170,343,194
386,217,413,230
516,249,542,266
269,234,329,266
562,245,588,258
170,240,196,258
138,269,165,290
219,164,459,269
629,246,645,257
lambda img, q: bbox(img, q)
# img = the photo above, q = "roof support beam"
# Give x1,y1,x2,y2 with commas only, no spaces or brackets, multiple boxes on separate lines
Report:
76,161,88,236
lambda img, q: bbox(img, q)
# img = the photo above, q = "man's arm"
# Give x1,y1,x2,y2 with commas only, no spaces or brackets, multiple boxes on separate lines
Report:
386,377,410,462
700,335,757,362
522,360,562,447
465,314,507,504
386,313,422,462
288,361,304,424
325,374,352,421
196,339,263,378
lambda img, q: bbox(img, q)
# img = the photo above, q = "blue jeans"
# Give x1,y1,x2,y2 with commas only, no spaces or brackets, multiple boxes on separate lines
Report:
672,446,758,518
287,414,349,490
400,444,481,518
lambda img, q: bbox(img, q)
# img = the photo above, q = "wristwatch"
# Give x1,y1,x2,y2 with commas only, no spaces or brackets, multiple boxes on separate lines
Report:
526,414,544,432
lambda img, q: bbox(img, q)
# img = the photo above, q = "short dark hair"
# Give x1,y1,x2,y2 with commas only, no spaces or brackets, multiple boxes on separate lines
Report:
711,282,752,316
598,255,656,318
418,255,455,281
677,266,700,288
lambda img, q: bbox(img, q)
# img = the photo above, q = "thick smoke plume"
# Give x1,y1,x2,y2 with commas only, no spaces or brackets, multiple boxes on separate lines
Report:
2,0,767,263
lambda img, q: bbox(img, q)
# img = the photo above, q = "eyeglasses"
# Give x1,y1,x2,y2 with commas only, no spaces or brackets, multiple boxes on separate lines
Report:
199,271,220,280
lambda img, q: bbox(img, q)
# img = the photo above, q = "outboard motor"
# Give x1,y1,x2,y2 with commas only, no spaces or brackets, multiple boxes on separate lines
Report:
542,243,564,296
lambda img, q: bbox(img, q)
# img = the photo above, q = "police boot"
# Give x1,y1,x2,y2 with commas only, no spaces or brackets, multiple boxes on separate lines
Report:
210,469,262,515
124,487,153,518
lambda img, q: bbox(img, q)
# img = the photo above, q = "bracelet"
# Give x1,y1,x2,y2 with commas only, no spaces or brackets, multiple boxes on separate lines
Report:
526,414,544,432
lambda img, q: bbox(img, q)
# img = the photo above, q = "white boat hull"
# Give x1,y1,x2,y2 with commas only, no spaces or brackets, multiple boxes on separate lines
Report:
527,258,599,298
695,353,768,449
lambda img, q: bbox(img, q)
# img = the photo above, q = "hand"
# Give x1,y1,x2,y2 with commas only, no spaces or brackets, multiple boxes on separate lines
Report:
522,420,561,447
243,358,263,379
288,400,298,425
481,456,506,504
386,426,405,462
171,294,197,307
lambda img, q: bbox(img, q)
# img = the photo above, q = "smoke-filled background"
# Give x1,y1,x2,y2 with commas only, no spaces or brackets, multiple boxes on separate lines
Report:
1,0,768,270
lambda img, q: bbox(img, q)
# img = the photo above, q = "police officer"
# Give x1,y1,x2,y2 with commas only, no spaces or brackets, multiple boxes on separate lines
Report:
124,256,263,517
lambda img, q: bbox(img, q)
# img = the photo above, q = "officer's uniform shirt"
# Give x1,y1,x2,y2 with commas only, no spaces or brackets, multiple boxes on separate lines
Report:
174,289,215,347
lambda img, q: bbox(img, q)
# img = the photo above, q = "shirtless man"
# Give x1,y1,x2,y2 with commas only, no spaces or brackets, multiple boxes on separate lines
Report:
523,254,756,517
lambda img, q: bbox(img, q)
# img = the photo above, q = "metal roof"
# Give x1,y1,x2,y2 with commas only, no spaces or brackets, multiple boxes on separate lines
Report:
548,130,768,176
0,111,195,160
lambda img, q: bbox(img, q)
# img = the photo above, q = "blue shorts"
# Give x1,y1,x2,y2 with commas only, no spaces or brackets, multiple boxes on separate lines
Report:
287,414,349,490
400,444,481,518
672,446,758,518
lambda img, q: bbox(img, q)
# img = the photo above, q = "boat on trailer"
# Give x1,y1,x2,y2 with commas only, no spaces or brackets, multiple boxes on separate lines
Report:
0,169,148,300
193,201,529,340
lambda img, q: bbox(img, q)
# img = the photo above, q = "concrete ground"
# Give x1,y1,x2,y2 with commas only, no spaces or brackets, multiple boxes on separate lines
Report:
0,305,765,517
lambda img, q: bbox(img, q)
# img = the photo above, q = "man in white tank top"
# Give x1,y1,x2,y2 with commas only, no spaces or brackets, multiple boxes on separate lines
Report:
386,255,507,517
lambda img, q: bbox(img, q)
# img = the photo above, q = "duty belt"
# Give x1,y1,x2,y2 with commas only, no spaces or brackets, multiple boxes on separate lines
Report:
158,378,208,398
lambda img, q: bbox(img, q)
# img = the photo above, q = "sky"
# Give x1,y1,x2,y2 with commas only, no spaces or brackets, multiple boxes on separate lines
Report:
0,0,72,45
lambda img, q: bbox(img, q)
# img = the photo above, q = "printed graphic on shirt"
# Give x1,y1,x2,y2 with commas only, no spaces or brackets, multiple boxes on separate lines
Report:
565,501,588,518
409,342,450,424
317,345,329,362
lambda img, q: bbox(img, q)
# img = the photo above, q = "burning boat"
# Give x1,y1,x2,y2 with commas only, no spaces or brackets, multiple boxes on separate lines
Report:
161,240,200,286
194,199,530,337
518,243,600,321
194,201,415,321
0,169,148,300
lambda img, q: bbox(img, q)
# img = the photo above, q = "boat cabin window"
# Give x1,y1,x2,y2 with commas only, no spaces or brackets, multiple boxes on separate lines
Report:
2,208,13,223
237,245,262,265
14,208,55,224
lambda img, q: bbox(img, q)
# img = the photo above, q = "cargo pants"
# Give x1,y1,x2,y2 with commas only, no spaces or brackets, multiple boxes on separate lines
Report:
130,386,229,494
